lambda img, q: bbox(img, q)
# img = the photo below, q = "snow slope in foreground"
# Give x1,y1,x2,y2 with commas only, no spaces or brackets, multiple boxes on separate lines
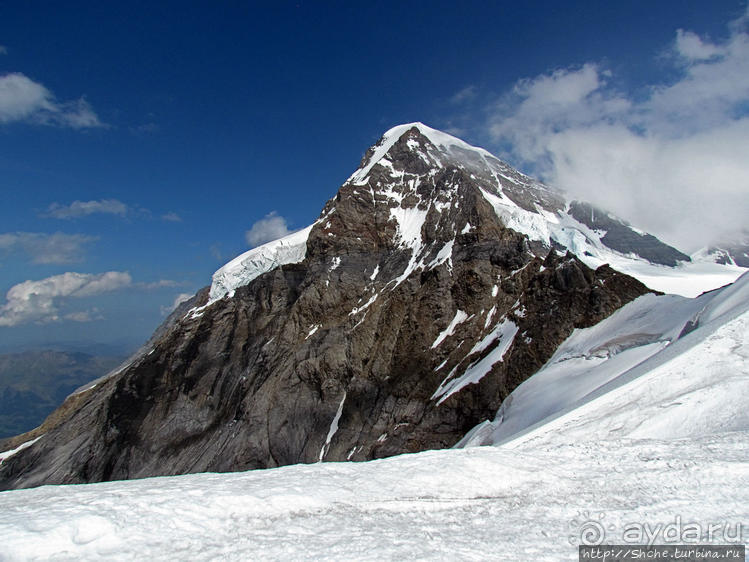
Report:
1,431,748,561
1,276,748,560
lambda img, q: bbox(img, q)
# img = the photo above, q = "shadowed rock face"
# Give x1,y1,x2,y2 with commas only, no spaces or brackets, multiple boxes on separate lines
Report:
567,201,690,266
0,127,650,490
706,239,749,268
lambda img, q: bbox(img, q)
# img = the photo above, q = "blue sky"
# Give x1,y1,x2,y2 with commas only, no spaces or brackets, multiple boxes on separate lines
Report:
1,1,747,353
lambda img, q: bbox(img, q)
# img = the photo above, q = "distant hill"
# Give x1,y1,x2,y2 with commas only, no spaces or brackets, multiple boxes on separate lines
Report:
0,351,124,439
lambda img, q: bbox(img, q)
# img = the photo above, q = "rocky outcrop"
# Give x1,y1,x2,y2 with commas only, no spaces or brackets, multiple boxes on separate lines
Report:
0,125,651,490
568,201,690,266
704,233,749,268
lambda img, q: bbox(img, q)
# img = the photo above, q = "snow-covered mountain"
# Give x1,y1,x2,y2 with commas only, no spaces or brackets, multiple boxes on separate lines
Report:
693,231,749,269
460,270,749,447
206,123,744,301
0,123,745,493
1,274,746,560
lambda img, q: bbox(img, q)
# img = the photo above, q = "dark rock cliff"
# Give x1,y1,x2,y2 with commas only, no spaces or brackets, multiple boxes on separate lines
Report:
568,201,690,266
0,125,651,489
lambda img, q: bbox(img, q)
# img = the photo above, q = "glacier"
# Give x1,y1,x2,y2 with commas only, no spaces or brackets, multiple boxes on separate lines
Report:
460,271,749,447
206,224,313,305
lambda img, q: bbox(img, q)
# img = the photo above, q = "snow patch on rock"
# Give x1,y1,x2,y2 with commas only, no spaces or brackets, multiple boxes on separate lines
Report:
431,309,469,349
433,319,519,404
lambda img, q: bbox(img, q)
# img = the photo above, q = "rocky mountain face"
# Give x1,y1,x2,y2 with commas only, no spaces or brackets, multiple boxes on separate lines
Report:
567,201,690,266
704,236,749,268
0,124,654,490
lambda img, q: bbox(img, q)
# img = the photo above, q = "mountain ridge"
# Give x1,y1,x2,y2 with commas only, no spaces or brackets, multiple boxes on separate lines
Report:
203,123,741,304
0,123,740,490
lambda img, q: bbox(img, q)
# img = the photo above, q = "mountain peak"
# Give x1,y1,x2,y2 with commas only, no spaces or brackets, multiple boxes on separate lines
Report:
202,123,741,309
1,122,744,491
347,122,521,187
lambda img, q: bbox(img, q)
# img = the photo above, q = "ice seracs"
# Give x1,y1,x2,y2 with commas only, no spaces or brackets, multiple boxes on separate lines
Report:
207,224,314,304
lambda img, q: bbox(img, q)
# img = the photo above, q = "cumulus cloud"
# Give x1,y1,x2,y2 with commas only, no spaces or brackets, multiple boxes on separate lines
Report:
487,10,749,251
160,292,193,316
674,29,723,61
245,211,291,247
0,72,104,128
44,199,128,219
0,271,132,327
489,63,631,164
0,231,96,264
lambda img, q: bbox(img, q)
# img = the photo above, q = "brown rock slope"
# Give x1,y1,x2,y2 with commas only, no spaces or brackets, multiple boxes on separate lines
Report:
0,125,650,489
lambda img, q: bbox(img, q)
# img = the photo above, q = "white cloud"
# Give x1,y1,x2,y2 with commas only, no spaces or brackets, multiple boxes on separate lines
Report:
45,199,128,219
0,271,132,327
0,231,96,264
44,200,178,222
0,46,7,55
451,85,477,104
161,212,182,222
675,29,723,61
63,310,102,323
0,72,104,129
160,292,193,316
245,211,291,247
138,279,179,290
487,10,749,251
489,63,631,164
